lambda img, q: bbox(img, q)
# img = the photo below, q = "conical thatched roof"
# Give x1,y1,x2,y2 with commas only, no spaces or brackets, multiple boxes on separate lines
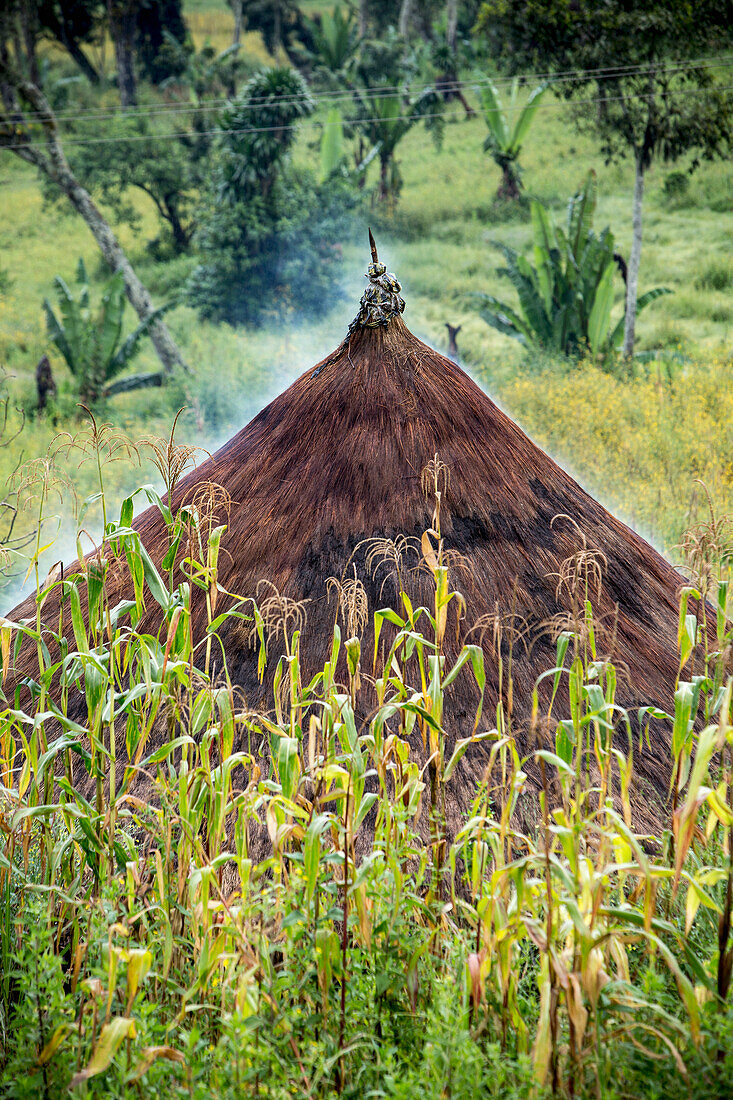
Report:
4,240,712,834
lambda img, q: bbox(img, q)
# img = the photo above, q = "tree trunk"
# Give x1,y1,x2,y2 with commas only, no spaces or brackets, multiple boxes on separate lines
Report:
165,198,191,252
358,0,367,37
446,0,457,56
622,155,645,359
379,155,389,201
497,160,521,202
18,2,39,86
231,0,244,46
44,9,101,83
399,0,412,39
108,1,137,109
1,78,188,375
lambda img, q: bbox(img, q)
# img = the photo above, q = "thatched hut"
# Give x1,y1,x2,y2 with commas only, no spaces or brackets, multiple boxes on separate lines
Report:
4,238,709,835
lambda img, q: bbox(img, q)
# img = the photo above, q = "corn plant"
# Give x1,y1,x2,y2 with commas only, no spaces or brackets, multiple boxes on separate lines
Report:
0,434,732,1098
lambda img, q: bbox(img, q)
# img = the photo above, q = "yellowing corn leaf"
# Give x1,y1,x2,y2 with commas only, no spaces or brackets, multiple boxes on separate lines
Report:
566,973,588,1051
130,1045,185,1082
532,956,552,1086
70,1016,137,1088
38,1024,71,1065
125,947,153,1010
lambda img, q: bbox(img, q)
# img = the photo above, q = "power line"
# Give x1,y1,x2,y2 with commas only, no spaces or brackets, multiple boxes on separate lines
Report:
5,80,732,153
7,52,733,127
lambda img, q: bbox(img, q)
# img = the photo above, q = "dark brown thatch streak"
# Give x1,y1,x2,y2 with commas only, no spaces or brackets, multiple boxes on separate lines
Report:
4,302,718,837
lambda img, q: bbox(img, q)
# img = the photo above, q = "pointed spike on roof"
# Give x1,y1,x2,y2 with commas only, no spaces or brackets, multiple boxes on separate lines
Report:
368,226,379,264
352,230,406,330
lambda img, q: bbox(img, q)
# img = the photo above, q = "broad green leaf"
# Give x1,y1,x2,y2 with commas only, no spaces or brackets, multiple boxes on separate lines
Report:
587,261,615,356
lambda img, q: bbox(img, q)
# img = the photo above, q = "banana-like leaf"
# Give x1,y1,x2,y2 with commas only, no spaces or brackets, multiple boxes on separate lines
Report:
53,275,84,368
76,257,90,309
479,81,509,150
103,371,164,398
531,200,560,312
98,272,126,373
320,107,345,181
608,286,673,348
43,297,76,374
509,84,548,153
567,170,596,259
107,300,174,378
473,292,532,344
513,253,552,341
587,261,615,356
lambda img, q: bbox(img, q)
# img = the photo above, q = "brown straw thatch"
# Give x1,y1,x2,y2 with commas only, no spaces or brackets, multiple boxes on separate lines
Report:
3,238,713,837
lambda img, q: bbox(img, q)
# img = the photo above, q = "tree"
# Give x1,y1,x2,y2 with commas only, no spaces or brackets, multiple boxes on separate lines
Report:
479,78,547,200
189,67,356,326
107,0,137,107
43,258,169,402
67,41,248,256
227,0,244,46
348,32,443,204
472,172,671,364
0,23,187,375
135,0,188,85
38,0,104,85
477,0,733,357
297,5,360,87
351,88,440,203
241,0,307,60
70,116,198,253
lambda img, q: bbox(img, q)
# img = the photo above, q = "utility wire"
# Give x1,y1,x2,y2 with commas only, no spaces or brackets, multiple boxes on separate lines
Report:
6,52,733,127
5,81,733,153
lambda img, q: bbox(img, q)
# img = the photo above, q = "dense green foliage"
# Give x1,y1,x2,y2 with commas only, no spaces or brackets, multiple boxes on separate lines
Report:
188,65,356,324
43,259,169,402
473,172,671,362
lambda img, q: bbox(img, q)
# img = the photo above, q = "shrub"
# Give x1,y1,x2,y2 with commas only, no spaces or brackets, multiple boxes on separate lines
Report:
188,68,357,326
472,172,671,365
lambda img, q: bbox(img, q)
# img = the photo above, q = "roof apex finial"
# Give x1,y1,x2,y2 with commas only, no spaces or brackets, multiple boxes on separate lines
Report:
350,231,405,330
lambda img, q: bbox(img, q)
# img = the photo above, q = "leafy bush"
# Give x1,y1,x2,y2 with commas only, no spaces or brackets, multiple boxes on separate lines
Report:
473,172,671,363
695,260,733,293
663,170,691,205
43,259,169,403
188,67,357,326
479,78,547,200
